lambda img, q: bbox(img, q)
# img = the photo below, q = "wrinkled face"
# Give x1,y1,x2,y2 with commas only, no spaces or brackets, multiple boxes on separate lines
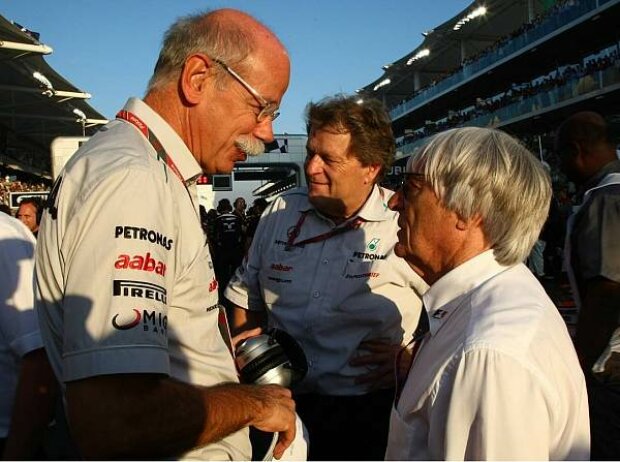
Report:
16,202,39,233
196,52,290,175
388,173,459,284
305,128,377,219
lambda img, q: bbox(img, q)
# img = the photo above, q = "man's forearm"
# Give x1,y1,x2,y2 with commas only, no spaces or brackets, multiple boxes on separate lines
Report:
2,348,58,460
575,277,620,372
67,374,295,459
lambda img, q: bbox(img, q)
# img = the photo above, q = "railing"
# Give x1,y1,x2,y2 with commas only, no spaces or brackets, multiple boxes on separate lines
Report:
389,0,603,121
396,66,620,156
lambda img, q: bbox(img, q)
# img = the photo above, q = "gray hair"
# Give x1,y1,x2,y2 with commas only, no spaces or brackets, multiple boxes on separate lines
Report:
408,127,551,266
147,11,254,92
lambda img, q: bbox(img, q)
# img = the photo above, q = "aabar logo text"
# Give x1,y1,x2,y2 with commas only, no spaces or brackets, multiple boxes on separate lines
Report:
271,263,293,272
115,253,167,276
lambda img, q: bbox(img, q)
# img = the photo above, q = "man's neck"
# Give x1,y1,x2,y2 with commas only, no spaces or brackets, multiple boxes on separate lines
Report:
323,184,375,225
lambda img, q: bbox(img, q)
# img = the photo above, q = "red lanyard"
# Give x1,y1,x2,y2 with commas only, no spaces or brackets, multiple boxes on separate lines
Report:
286,211,366,249
116,110,185,185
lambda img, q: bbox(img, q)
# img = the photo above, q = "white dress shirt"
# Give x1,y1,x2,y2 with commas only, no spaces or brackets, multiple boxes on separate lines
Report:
385,250,590,460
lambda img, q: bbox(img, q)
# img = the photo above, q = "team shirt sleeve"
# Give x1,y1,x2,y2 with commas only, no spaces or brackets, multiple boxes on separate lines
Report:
0,226,42,358
59,166,175,382
576,192,620,283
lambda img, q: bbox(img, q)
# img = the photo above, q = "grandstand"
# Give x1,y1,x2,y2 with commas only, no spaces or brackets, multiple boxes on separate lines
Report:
357,0,620,188
0,13,107,207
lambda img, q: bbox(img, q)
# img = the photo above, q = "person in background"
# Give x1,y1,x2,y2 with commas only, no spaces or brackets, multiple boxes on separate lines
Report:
385,127,589,460
35,9,296,460
226,95,427,460
16,198,42,238
214,198,245,298
1,212,57,459
555,111,620,459
244,197,268,251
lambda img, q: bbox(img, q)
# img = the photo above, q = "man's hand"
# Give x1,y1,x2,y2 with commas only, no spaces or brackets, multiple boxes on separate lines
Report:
247,385,297,459
232,327,263,350
350,340,408,389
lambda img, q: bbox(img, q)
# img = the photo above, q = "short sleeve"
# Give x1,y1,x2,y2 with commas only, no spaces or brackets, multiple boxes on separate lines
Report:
0,224,42,357
60,166,175,381
575,190,620,283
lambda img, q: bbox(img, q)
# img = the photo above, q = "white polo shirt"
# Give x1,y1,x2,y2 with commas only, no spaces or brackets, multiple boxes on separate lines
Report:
34,97,250,460
225,186,427,395
0,213,41,437
385,250,590,460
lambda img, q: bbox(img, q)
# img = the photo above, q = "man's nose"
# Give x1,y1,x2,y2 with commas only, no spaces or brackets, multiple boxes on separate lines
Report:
253,118,275,143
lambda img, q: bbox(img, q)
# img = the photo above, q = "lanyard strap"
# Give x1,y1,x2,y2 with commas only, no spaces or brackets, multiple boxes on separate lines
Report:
286,211,366,248
116,110,185,185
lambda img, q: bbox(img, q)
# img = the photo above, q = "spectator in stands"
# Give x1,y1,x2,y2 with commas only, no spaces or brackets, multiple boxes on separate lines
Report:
16,198,42,238
226,95,427,460
213,198,245,298
386,127,589,460
555,111,620,459
0,212,58,459
35,9,295,460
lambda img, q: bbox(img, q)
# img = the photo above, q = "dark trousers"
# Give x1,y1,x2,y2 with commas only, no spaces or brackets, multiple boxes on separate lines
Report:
588,378,620,460
295,388,394,461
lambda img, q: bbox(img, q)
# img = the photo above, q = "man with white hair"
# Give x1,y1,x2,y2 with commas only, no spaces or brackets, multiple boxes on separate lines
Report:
385,127,589,460
35,9,295,460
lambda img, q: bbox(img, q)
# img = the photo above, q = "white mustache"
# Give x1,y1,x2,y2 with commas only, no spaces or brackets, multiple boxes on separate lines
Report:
235,136,265,157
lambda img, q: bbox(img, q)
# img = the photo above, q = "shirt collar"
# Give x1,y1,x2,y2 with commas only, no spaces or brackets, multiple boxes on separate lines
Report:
422,249,511,336
122,97,202,184
301,184,392,224
580,159,620,196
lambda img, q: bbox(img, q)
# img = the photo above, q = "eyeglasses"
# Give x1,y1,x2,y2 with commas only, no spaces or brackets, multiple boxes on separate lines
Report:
212,58,280,122
399,172,426,201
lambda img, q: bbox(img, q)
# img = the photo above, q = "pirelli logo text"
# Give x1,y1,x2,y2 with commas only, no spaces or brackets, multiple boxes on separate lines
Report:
113,280,167,304
115,226,173,251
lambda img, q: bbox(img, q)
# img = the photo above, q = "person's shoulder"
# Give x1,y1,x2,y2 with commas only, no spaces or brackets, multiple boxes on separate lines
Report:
0,213,36,254
269,187,309,210
464,264,552,351
64,120,158,181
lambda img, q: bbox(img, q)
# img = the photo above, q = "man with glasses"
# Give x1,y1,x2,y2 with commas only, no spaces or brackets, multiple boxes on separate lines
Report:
385,127,589,460
35,9,295,460
226,95,427,460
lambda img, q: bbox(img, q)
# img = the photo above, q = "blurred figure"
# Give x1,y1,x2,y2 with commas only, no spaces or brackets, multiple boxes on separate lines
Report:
386,127,589,460
1,213,57,459
227,95,426,460
15,198,42,238
214,198,245,295
245,197,268,251
556,111,620,459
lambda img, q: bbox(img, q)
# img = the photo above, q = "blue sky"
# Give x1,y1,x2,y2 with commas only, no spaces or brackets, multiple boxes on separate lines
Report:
2,1,470,135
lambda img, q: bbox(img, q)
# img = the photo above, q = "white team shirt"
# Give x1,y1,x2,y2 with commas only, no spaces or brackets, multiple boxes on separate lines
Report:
34,97,250,460
0,213,41,437
226,186,427,395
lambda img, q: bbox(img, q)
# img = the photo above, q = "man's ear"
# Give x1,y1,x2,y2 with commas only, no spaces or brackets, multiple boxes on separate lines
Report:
180,54,215,106
364,163,381,185
456,213,483,231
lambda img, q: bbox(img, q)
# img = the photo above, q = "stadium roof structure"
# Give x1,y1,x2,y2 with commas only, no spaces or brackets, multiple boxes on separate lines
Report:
358,0,534,101
0,14,107,178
